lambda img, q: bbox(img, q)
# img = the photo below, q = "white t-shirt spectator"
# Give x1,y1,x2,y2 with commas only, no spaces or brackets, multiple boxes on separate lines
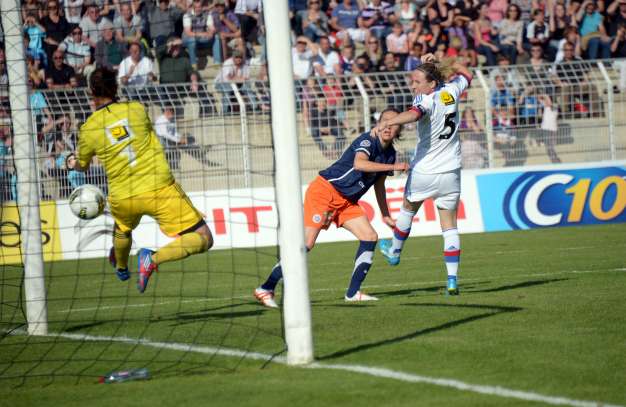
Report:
554,38,579,63
154,114,182,143
235,0,262,14
80,15,106,46
114,14,143,39
214,57,251,83
58,36,91,71
386,32,408,53
64,0,84,24
314,50,340,75
526,21,549,42
292,47,313,79
117,56,154,86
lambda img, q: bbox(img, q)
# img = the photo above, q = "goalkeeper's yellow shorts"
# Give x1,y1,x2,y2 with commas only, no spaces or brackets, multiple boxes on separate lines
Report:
109,182,204,237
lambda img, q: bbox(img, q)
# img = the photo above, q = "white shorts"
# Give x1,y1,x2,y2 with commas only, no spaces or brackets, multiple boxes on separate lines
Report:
405,169,461,210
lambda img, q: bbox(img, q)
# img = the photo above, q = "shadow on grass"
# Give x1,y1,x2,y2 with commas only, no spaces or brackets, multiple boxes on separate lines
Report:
374,278,567,298
62,302,268,331
317,303,522,361
64,321,108,332
374,283,483,298
173,309,266,325
467,278,567,294
318,304,378,308
170,302,269,326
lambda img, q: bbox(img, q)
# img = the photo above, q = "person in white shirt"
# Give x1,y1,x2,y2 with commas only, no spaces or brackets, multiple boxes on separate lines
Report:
374,53,473,296
182,0,216,67
386,22,409,58
292,36,314,80
79,3,103,49
313,36,341,76
234,0,263,43
154,105,219,170
117,42,156,99
114,2,143,46
58,26,92,75
332,0,368,44
214,49,259,113
64,0,83,25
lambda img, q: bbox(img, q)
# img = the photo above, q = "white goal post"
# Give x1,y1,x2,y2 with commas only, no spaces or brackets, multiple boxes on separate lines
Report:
1,0,48,335
263,0,314,364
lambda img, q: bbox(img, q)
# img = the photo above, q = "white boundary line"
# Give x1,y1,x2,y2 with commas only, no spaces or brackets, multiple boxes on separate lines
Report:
37,331,624,407
55,267,625,314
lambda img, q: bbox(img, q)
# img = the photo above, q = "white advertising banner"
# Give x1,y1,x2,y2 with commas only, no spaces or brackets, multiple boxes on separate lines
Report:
56,173,485,260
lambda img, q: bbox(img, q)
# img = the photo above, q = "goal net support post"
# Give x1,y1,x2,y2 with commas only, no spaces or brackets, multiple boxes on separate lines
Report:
1,0,48,335
263,0,314,365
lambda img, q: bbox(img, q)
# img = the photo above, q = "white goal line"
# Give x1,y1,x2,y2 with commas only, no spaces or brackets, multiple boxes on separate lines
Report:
31,330,625,407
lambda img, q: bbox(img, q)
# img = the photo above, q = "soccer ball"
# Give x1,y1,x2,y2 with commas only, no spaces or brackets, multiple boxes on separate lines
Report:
69,184,106,220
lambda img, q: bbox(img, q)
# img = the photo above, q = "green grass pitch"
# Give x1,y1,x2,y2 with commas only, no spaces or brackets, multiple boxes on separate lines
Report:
1,223,625,406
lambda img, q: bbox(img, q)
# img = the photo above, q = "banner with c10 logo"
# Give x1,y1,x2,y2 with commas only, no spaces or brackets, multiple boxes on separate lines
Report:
476,164,626,231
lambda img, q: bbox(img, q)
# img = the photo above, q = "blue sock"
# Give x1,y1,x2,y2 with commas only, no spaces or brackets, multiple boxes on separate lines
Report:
261,262,283,291
346,241,376,298
261,247,311,291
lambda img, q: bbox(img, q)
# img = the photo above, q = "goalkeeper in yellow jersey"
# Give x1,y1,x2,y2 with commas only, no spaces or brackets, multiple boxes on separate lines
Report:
75,67,214,293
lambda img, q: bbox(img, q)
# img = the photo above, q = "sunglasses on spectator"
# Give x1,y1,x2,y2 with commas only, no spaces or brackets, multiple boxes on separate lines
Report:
368,41,378,44
48,5,58,9
297,41,307,45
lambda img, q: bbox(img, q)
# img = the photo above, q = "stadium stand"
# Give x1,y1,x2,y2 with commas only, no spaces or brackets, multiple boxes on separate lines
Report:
0,0,625,201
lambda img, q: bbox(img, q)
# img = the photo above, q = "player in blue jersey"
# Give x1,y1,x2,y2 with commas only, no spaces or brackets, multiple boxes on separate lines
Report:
254,108,409,308
374,54,473,295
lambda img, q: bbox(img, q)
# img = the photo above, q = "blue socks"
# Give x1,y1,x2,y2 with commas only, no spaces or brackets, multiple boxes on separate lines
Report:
346,240,377,298
263,243,377,297
261,262,283,291
261,248,310,291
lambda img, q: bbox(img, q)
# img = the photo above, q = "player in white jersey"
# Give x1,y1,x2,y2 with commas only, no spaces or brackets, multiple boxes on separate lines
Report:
374,54,473,295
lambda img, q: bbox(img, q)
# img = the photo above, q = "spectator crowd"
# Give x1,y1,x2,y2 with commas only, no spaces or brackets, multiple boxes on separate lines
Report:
0,0,625,199
7,0,626,97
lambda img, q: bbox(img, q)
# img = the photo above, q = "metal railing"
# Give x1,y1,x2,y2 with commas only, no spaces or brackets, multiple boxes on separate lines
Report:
1,58,624,200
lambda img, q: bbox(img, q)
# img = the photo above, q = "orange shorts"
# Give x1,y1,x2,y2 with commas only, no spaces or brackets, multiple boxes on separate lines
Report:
303,176,365,230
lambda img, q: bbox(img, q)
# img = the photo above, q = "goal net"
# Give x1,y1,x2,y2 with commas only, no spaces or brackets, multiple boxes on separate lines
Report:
0,0,308,385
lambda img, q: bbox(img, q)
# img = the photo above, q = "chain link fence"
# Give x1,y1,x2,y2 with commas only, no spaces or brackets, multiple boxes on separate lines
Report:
2,59,624,199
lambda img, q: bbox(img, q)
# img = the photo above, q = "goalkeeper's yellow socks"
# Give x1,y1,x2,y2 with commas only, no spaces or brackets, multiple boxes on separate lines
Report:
113,230,132,270
152,232,209,265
